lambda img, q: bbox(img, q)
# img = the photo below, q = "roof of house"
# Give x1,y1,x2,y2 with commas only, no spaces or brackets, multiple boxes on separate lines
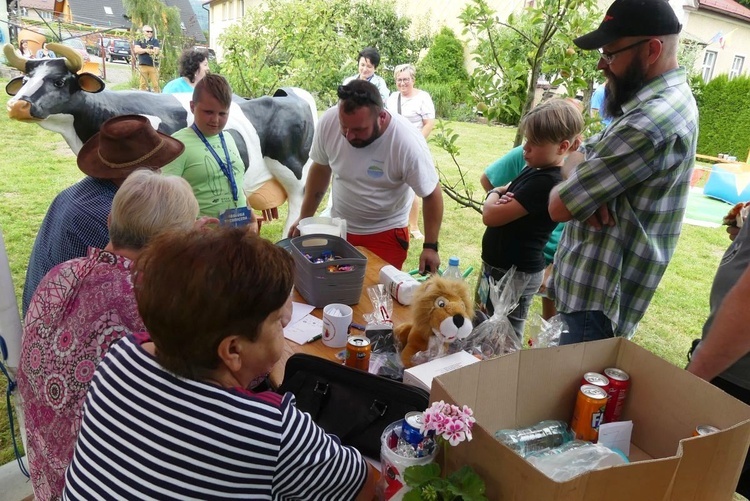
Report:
19,0,205,42
699,0,750,23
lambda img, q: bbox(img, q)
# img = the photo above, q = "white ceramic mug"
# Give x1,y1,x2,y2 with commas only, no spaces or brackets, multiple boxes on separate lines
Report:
322,303,353,348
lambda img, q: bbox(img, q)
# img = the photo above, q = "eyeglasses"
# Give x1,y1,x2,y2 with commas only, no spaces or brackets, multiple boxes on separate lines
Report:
337,85,380,106
145,30,153,33
598,39,651,65
396,78,412,83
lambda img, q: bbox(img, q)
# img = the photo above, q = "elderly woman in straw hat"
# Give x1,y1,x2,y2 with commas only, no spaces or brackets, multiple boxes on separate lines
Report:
63,227,377,500
22,115,186,316
16,116,199,501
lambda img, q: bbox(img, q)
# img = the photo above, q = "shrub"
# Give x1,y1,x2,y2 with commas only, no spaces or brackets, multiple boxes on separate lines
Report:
416,28,471,120
418,27,468,84
697,74,750,160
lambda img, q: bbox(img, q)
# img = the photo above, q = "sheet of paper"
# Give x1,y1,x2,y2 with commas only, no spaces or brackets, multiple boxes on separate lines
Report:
597,420,633,457
289,301,315,327
283,314,323,345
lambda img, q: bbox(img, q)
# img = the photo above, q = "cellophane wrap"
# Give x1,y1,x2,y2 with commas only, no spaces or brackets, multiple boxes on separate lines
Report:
450,266,525,359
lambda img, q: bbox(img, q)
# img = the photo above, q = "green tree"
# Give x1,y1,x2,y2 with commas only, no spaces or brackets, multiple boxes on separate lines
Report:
460,0,601,145
219,0,427,106
123,0,185,82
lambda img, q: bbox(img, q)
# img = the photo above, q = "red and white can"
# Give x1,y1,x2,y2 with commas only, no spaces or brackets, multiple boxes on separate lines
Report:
603,367,630,423
581,371,610,389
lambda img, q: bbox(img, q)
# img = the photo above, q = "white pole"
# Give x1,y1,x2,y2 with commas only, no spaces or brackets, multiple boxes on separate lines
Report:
0,227,22,371
0,226,26,452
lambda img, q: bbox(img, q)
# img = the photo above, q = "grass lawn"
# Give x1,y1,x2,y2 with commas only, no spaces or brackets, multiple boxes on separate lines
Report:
0,88,732,471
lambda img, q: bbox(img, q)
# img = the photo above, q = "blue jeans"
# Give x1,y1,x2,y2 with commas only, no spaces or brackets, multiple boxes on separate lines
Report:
476,263,543,340
558,311,614,345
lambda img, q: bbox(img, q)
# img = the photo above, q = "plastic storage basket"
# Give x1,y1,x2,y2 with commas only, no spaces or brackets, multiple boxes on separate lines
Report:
291,234,368,308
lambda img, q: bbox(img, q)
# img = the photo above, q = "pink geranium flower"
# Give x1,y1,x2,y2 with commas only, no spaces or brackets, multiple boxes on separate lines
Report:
420,400,475,446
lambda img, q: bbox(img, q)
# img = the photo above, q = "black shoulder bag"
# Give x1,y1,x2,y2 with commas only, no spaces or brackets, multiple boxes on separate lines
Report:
278,353,429,458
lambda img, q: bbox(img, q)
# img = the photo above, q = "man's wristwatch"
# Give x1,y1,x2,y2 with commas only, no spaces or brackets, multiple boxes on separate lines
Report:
423,242,438,252
485,189,502,200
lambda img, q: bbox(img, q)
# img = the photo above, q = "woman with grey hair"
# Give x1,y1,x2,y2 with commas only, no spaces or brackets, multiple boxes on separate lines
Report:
17,167,199,501
386,63,436,240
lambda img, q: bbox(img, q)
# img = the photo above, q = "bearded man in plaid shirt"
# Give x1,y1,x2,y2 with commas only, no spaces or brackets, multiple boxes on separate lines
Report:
548,0,698,344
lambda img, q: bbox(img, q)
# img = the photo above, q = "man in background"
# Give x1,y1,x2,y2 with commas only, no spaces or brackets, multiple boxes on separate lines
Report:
133,25,160,92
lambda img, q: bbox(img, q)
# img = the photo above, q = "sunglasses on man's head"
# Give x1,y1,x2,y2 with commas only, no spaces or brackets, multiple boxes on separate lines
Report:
337,85,379,106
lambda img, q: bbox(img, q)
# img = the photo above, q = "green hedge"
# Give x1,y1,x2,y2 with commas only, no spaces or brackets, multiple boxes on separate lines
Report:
697,74,750,161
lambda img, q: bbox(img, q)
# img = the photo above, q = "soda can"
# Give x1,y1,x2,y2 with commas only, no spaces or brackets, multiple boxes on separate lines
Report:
603,367,630,423
571,384,608,441
401,411,425,448
693,424,720,437
581,372,610,389
345,336,371,371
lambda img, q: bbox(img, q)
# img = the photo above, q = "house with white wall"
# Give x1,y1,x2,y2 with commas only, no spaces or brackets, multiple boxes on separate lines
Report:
684,0,750,80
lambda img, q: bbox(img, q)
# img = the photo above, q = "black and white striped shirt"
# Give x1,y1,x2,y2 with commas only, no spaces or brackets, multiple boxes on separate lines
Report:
63,334,367,500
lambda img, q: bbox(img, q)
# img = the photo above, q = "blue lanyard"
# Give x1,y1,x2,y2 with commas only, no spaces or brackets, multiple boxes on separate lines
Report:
191,124,238,202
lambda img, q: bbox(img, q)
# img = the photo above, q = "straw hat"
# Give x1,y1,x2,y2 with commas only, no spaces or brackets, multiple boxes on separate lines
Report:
77,115,185,179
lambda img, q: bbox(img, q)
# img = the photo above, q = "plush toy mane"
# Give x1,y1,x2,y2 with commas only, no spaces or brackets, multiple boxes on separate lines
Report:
395,276,474,368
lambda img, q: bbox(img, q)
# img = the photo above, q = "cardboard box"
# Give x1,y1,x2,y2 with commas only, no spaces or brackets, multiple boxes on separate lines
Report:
431,338,750,501
403,351,480,391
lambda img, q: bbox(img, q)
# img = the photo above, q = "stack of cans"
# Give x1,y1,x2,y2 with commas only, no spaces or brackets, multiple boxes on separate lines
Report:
571,368,631,441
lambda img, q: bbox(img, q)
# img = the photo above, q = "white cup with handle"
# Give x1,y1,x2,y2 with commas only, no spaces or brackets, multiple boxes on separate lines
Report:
322,303,353,348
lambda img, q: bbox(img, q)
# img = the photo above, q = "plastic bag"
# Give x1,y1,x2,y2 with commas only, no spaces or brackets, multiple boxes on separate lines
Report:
526,441,628,481
450,267,526,359
526,314,567,348
363,284,404,378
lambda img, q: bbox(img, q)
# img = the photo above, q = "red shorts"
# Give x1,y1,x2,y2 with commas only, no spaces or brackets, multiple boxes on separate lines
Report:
347,227,410,269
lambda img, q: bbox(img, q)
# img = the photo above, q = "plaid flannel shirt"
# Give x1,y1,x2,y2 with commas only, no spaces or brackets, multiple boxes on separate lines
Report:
553,67,698,338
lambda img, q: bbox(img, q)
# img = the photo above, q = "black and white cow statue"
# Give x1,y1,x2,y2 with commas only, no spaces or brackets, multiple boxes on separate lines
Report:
3,43,317,234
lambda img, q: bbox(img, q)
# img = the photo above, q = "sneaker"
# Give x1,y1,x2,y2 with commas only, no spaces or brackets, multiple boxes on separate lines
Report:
410,229,424,240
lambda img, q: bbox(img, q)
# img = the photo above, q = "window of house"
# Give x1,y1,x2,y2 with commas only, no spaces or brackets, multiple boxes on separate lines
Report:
730,55,745,79
103,6,113,15
702,51,717,82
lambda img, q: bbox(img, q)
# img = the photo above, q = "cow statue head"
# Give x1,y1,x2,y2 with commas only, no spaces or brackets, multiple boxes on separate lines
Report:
4,43,105,123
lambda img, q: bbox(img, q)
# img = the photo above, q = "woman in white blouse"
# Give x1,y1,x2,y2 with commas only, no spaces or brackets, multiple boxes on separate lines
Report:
386,64,436,240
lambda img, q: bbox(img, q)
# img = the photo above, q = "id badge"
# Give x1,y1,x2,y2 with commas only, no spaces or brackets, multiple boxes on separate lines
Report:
219,207,252,227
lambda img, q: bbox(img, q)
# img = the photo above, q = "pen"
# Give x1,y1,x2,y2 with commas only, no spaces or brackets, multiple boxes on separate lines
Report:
306,334,322,344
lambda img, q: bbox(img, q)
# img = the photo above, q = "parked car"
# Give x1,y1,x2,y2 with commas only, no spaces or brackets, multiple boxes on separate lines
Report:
61,38,91,63
106,39,131,63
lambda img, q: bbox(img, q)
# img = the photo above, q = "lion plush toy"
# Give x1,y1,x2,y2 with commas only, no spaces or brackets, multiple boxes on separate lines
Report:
394,276,474,368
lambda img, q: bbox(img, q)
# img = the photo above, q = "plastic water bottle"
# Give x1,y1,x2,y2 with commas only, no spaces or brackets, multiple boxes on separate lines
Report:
442,256,463,280
379,265,421,306
494,420,574,457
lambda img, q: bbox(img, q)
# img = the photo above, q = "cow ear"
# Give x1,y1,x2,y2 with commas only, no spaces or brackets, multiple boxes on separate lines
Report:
76,73,105,94
5,77,24,96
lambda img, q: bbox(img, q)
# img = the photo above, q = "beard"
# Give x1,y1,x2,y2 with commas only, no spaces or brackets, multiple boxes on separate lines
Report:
603,57,649,119
348,120,381,148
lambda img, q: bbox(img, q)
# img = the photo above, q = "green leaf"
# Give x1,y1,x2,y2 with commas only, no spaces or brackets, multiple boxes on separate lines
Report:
403,463,442,486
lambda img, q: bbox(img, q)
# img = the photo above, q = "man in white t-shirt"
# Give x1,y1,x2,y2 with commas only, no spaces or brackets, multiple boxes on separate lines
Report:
289,80,443,272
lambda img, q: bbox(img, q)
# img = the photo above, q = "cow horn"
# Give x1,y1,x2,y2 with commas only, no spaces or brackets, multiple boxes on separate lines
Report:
3,44,28,72
46,43,81,73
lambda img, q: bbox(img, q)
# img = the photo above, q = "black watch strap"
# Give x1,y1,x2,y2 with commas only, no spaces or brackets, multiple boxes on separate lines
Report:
423,242,438,252
485,189,501,200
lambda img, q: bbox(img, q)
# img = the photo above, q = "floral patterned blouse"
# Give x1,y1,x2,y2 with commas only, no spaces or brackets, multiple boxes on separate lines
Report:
17,248,145,501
